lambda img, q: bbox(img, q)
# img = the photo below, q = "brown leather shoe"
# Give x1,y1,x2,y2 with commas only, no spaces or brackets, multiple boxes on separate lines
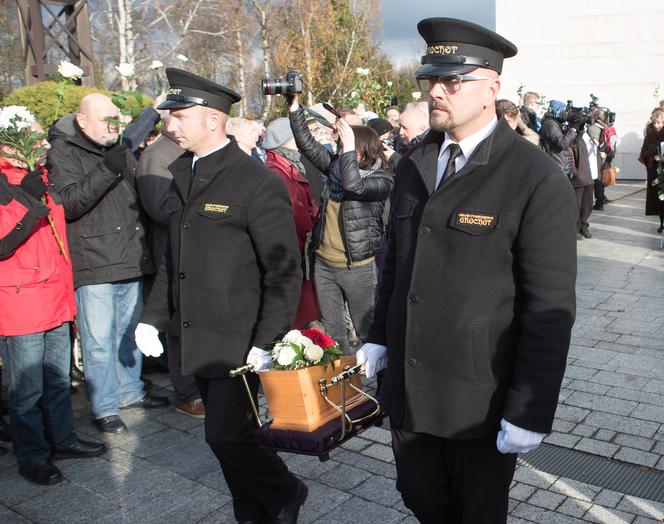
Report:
175,399,205,419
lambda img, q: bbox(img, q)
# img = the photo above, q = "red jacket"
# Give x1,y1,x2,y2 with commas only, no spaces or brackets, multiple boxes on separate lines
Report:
0,158,76,336
265,151,319,253
265,150,320,327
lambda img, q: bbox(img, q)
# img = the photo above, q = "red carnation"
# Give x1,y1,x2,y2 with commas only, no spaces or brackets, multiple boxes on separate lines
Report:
301,328,337,349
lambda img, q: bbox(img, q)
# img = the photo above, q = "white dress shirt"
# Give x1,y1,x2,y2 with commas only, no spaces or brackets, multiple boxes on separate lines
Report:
435,116,499,189
583,133,599,180
192,138,230,168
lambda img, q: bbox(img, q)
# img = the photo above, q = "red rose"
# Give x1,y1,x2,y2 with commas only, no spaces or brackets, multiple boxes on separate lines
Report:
301,328,337,349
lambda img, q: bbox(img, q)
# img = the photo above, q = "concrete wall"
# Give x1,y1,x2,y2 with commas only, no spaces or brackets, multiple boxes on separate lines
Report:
495,0,664,179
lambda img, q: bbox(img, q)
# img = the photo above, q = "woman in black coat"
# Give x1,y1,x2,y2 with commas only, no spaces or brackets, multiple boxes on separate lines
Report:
640,110,664,231
288,97,394,353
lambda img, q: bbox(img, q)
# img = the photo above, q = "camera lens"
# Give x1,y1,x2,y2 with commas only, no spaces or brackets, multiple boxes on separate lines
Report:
262,78,282,96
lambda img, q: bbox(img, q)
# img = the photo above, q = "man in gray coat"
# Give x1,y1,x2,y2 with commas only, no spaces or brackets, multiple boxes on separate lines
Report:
357,18,577,523
136,118,204,418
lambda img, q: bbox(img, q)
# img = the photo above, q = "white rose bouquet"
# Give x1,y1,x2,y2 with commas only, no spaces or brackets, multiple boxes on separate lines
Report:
269,328,343,371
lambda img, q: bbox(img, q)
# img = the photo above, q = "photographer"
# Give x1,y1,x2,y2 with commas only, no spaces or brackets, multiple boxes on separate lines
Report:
287,94,394,354
541,100,593,239
590,108,617,211
540,100,580,178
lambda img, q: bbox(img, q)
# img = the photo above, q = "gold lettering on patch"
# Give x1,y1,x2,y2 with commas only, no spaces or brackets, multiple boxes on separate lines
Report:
427,45,459,55
457,213,495,227
204,204,229,213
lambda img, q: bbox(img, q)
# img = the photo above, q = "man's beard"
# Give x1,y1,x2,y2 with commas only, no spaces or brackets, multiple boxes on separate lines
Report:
429,101,455,132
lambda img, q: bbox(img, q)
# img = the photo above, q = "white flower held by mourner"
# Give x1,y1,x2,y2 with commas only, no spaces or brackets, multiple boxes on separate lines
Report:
115,63,135,78
356,67,370,76
411,91,422,100
0,106,35,130
304,344,324,364
176,54,189,63
57,60,83,80
387,81,393,87
274,342,297,366
149,60,164,70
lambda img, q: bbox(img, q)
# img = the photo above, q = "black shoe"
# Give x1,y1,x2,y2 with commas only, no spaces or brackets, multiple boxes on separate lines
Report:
18,460,63,485
576,233,584,241
121,394,169,410
593,204,604,211
274,480,308,524
580,230,592,239
93,415,127,434
658,226,663,233
0,418,12,442
52,437,106,460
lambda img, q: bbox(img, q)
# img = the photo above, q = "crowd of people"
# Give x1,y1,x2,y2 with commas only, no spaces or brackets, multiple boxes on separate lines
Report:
0,13,660,524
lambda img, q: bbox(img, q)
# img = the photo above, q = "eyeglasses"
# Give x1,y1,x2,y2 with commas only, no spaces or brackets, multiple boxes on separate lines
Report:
417,74,494,94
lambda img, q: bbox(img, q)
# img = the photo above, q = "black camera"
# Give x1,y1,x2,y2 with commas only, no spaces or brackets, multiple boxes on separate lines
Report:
588,94,616,126
559,100,595,126
261,71,303,96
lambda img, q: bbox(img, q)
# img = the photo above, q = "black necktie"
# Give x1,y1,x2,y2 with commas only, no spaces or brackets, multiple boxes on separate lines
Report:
441,143,463,184
189,160,197,196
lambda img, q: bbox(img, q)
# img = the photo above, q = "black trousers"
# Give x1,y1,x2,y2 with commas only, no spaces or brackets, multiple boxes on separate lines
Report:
195,374,299,522
166,336,200,405
575,185,594,234
391,422,517,524
593,179,605,209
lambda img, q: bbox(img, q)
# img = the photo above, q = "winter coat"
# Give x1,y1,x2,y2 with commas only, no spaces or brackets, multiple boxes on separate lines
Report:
265,149,320,327
140,139,302,377
0,159,76,336
641,123,664,216
540,117,577,177
368,118,577,439
46,116,153,288
289,107,394,264
519,106,539,133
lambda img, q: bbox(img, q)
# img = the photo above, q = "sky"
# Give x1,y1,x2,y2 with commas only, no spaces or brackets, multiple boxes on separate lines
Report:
379,0,495,66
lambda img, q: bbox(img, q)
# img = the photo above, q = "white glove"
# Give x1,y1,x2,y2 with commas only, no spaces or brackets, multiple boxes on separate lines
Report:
356,343,387,379
134,323,164,357
246,346,272,372
496,418,545,454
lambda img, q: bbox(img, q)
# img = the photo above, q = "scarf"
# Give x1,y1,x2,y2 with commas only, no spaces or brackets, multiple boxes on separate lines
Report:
275,147,306,177
327,157,381,202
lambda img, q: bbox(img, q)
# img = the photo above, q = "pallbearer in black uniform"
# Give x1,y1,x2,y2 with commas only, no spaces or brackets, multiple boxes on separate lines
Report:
136,69,307,524
356,19,577,523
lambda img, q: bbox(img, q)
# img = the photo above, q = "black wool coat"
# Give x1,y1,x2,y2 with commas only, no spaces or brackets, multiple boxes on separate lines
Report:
47,119,153,288
141,139,302,377
368,117,577,439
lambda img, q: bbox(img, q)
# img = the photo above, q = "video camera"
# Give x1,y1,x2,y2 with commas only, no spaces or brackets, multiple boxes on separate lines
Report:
261,71,303,96
547,94,615,126
560,101,595,126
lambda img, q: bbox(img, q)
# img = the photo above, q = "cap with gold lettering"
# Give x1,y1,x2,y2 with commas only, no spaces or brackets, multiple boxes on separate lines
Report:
157,68,241,114
415,18,517,78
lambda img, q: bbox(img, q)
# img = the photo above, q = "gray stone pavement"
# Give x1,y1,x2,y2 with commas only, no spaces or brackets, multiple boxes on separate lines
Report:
2,182,664,523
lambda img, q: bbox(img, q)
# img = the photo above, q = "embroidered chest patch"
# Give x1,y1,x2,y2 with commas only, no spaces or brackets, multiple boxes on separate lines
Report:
202,203,229,214
455,212,497,228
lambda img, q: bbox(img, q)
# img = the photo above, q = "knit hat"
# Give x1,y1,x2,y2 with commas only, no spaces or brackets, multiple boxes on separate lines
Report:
367,118,394,137
261,118,294,150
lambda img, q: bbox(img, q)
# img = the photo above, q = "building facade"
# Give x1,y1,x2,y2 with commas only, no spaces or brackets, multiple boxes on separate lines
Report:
496,0,664,179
